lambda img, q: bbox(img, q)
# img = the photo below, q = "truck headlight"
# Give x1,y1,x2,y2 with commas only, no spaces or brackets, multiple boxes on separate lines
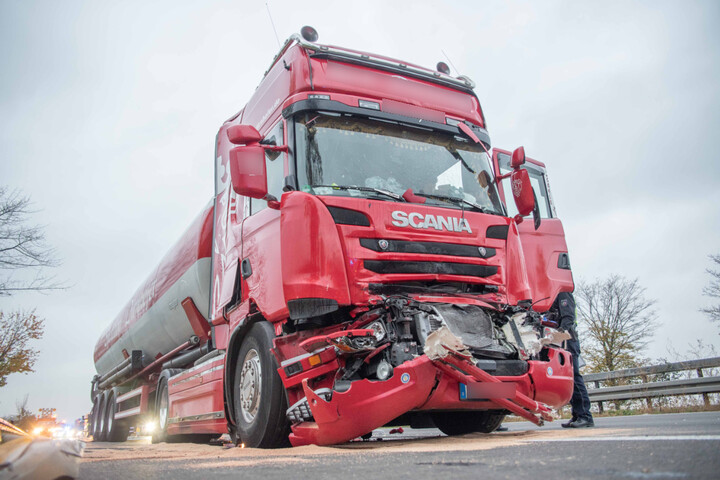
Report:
366,321,387,342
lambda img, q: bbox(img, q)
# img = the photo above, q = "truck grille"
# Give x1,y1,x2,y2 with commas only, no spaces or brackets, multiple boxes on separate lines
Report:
360,238,496,259
364,260,498,278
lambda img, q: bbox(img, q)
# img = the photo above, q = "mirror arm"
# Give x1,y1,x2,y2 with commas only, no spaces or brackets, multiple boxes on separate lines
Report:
262,145,289,152
265,194,281,210
495,172,512,182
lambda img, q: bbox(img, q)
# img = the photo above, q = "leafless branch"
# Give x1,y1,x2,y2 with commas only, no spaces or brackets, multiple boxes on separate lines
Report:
700,253,720,324
0,186,63,296
576,275,657,373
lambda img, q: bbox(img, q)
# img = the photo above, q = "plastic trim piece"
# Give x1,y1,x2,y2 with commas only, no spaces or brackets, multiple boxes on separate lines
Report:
327,206,371,226
486,225,509,240
283,99,491,150
360,238,495,259
363,260,498,278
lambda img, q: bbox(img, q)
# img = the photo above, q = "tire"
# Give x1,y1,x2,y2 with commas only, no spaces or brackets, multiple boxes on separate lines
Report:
151,378,170,443
233,322,290,448
431,410,506,436
104,392,129,442
90,394,102,440
94,393,107,441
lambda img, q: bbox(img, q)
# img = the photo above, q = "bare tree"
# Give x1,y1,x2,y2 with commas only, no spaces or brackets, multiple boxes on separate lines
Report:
700,253,720,324
0,186,60,297
13,394,37,430
0,310,44,387
0,186,59,389
575,275,657,373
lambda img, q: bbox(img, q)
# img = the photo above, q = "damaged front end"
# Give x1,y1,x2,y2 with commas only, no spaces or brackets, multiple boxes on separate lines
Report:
273,297,574,446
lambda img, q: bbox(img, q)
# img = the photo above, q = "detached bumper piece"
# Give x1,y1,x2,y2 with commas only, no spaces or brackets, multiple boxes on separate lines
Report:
288,356,438,446
433,349,553,425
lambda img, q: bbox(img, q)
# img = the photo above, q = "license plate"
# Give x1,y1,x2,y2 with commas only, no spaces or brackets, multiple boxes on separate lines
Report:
459,382,516,401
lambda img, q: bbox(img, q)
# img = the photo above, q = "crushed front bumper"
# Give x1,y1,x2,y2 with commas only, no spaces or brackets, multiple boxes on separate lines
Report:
289,347,573,446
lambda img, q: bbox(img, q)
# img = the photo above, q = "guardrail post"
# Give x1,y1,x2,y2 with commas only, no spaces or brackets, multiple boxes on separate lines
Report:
641,375,652,410
697,368,710,407
594,381,604,413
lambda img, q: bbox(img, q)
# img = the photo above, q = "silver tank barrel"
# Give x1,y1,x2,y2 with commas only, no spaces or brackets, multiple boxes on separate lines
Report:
92,203,214,378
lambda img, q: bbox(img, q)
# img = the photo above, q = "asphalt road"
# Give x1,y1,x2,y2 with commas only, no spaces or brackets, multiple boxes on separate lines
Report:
80,411,720,480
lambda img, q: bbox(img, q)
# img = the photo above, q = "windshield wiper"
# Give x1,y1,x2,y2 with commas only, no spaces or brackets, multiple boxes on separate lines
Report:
311,185,406,202
414,192,490,213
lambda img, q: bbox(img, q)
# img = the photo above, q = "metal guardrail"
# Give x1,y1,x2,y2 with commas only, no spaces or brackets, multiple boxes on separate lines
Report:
585,357,720,412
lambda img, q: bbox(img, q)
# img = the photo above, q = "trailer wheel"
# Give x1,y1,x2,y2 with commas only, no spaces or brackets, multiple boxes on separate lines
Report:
233,322,289,448
431,410,506,436
104,392,129,442
94,392,108,441
151,378,170,443
90,394,103,441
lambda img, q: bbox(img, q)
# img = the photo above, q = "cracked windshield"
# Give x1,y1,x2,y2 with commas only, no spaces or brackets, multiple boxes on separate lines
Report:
295,112,504,214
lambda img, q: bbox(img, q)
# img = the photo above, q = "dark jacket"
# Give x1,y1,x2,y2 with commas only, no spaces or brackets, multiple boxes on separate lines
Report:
550,291,577,341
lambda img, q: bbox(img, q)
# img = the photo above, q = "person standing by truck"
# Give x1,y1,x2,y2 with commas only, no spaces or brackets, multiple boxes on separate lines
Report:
550,292,595,428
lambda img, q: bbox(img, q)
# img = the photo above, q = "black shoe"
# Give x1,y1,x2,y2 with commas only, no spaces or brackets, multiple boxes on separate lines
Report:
561,417,577,428
566,417,594,428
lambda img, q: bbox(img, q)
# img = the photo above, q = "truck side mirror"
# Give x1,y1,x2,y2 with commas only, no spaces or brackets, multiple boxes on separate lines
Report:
510,146,526,168
227,125,263,145
228,145,268,199
510,168,535,217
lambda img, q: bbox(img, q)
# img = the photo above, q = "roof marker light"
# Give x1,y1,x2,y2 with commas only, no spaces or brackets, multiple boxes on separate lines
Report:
445,117,461,127
358,99,380,110
456,75,476,89
436,62,451,75
301,26,319,42
308,94,330,100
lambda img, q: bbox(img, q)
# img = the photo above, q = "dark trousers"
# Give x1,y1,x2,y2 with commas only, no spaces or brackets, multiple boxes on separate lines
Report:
566,339,593,420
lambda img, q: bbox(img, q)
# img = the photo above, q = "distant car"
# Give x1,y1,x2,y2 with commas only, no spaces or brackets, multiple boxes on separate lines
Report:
0,417,83,480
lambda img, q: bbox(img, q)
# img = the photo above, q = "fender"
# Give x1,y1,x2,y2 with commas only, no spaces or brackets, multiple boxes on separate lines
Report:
222,311,263,431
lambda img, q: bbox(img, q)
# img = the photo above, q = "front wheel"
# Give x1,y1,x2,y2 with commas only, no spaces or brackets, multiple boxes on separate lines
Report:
233,322,289,448
431,410,506,436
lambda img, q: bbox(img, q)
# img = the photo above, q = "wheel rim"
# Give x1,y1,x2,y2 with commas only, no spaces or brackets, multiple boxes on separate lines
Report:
158,385,169,430
239,348,262,423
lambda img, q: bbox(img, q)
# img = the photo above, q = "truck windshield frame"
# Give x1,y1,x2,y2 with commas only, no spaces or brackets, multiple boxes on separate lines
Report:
290,109,505,216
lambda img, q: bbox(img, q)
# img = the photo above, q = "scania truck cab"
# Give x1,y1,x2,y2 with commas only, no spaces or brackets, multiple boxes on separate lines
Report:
90,27,575,448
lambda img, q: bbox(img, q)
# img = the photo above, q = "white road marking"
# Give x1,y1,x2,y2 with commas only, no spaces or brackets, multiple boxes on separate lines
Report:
531,435,720,442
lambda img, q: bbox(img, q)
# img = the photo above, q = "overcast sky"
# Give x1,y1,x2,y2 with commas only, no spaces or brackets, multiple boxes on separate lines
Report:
1,0,719,422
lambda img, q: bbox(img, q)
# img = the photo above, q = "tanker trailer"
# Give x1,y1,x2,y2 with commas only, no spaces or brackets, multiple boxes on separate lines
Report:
89,203,214,441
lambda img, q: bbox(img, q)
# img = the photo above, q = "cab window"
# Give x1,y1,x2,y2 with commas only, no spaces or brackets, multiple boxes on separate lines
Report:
250,121,285,215
498,153,554,219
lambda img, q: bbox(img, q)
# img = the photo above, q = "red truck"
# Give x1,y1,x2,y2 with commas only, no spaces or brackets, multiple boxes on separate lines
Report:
89,27,575,447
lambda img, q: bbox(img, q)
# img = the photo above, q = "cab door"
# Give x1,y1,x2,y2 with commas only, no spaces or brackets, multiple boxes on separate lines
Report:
492,149,574,312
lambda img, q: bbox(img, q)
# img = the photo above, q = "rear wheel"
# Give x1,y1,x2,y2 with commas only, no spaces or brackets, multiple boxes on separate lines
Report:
94,393,108,441
90,394,103,440
151,378,170,443
233,322,289,448
431,410,506,436
104,392,129,442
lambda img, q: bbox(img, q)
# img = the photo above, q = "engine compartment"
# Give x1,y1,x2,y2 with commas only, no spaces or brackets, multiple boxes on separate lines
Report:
274,296,570,426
